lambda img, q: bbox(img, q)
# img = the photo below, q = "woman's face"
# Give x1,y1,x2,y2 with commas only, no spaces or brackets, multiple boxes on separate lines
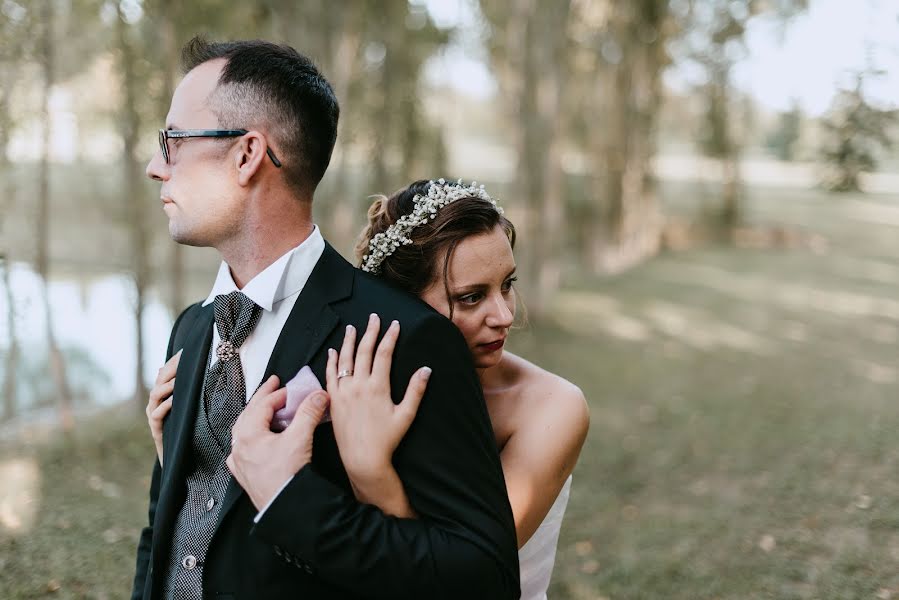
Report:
420,226,516,370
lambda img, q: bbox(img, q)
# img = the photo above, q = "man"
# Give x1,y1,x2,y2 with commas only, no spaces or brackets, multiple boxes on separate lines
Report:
131,37,519,599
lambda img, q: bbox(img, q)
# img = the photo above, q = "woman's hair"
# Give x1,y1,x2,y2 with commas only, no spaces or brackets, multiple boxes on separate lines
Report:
355,179,516,314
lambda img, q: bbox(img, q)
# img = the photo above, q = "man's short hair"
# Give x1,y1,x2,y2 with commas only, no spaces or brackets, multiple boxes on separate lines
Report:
181,36,339,196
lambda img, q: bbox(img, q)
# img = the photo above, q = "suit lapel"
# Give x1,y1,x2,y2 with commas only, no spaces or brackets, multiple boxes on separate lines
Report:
153,302,215,555
217,242,354,525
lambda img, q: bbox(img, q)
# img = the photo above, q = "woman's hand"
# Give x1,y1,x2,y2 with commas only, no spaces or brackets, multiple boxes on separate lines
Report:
327,314,431,489
146,350,181,466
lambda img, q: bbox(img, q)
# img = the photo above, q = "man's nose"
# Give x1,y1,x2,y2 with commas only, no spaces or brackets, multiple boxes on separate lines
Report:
146,148,169,182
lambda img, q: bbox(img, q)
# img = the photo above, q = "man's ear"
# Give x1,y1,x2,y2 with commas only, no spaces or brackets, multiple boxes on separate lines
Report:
235,132,269,186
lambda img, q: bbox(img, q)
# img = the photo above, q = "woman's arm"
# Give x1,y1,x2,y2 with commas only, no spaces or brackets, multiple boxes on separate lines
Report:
330,317,590,547
498,381,589,546
326,314,427,518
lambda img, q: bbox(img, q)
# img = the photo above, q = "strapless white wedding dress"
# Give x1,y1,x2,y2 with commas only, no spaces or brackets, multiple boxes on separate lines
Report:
517,475,572,600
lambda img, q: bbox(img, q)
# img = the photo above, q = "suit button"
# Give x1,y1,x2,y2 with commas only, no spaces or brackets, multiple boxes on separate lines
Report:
206,497,215,511
181,555,197,570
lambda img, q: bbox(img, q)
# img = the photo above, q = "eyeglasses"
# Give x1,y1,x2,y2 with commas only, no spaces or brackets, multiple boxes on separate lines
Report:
157,129,282,168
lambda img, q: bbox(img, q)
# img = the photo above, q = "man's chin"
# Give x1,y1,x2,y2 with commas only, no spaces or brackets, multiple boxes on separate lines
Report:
169,224,203,247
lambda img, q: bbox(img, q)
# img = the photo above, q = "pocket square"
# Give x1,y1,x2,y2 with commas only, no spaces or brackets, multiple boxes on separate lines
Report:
271,365,329,432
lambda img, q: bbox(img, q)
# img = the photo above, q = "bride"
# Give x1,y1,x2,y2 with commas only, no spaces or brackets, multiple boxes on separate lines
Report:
148,179,589,598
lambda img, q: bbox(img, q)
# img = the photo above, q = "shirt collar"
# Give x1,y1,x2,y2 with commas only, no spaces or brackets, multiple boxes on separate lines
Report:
202,225,325,311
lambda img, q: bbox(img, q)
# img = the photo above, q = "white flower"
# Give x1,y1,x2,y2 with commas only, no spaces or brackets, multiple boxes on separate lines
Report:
360,179,504,273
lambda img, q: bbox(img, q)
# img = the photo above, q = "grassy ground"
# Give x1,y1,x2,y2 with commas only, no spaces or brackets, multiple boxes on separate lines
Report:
2,179,899,598
538,181,899,599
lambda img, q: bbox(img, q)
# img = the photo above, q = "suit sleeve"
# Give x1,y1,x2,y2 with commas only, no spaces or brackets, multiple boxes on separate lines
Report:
130,457,161,600
251,313,520,599
130,304,196,600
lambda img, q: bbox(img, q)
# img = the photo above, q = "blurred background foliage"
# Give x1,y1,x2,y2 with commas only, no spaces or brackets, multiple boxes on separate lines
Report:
2,0,899,598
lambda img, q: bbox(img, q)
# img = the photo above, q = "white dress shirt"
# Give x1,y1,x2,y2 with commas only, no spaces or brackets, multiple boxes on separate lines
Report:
202,226,325,403
200,226,325,522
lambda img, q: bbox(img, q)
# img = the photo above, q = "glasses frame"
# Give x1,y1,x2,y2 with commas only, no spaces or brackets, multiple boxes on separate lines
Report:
158,129,282,168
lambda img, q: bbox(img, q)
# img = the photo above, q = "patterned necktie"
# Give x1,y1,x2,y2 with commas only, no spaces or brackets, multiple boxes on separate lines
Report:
204,290,262,450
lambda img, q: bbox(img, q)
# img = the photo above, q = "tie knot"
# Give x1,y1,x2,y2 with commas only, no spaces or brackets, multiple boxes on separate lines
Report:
213,291,261,352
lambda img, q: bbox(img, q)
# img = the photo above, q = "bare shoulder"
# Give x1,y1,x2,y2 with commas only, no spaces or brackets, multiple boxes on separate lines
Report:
503,353,590,433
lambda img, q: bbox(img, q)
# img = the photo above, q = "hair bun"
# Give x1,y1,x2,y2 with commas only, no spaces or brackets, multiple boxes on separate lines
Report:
355,194,391,263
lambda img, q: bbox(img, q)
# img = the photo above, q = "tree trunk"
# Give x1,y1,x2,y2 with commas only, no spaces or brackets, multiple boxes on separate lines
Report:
158,0,185,317
721,153,741,228
1,255,16,422
0,62,16,421
532,1,572,316
117,2,149,409
37,0,74,430
589,1,665,273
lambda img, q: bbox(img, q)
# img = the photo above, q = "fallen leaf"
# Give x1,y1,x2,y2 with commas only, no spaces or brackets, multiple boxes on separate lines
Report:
580,559,600,574
575,540,593,556
759,534,776,553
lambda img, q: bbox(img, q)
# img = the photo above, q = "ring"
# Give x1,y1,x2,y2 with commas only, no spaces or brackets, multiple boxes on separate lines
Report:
337,369,353,380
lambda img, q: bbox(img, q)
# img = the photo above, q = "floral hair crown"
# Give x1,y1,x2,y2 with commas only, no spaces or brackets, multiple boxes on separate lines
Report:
361,178,504,274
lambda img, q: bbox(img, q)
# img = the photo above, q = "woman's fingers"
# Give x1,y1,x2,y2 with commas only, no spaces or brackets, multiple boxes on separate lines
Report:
325,347,338,393
151,397,173,421
353,314,381,377
337,324,357,381
398,366,431,427
155,350,182,386
147,379,176,417
372,320,400,382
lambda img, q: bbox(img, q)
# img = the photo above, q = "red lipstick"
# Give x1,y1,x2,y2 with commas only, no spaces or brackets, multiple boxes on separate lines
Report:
480,339,505,352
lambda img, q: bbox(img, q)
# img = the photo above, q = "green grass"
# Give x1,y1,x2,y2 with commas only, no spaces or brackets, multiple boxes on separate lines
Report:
531,181,899,598
0,412,155,599
3,179,899,598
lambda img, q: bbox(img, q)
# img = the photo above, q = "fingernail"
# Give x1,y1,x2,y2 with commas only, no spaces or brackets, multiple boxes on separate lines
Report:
421,367,432,379
391,320,399,328
328,348,335,356
346,325,354,333
311,392,328,408
369,313,378,322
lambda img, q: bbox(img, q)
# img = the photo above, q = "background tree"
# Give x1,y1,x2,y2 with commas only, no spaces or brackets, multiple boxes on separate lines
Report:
676,0,807,229
35,0,75,430
479,0,573,314
115,0,153,408
765,100,802,161
0,0,34,421
579,0,675,274
820,71,896,192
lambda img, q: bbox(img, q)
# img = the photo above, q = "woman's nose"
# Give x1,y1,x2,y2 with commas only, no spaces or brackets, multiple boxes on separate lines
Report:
486,294,514,328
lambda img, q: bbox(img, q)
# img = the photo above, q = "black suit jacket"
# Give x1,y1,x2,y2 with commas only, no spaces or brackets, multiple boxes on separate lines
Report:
131,242,520,599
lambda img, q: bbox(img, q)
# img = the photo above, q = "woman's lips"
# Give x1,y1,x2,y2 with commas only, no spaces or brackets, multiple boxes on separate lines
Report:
479,339,505,352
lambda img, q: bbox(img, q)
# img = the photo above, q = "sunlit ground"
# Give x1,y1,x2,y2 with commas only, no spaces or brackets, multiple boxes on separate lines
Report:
2,174,899,598
529,180,899,598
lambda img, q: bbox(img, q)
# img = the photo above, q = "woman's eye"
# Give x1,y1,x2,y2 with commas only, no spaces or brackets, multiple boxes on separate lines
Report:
458,293,483,305
502,276,518,292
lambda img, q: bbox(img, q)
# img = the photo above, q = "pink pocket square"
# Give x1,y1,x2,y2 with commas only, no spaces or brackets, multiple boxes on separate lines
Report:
270,365,329,432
